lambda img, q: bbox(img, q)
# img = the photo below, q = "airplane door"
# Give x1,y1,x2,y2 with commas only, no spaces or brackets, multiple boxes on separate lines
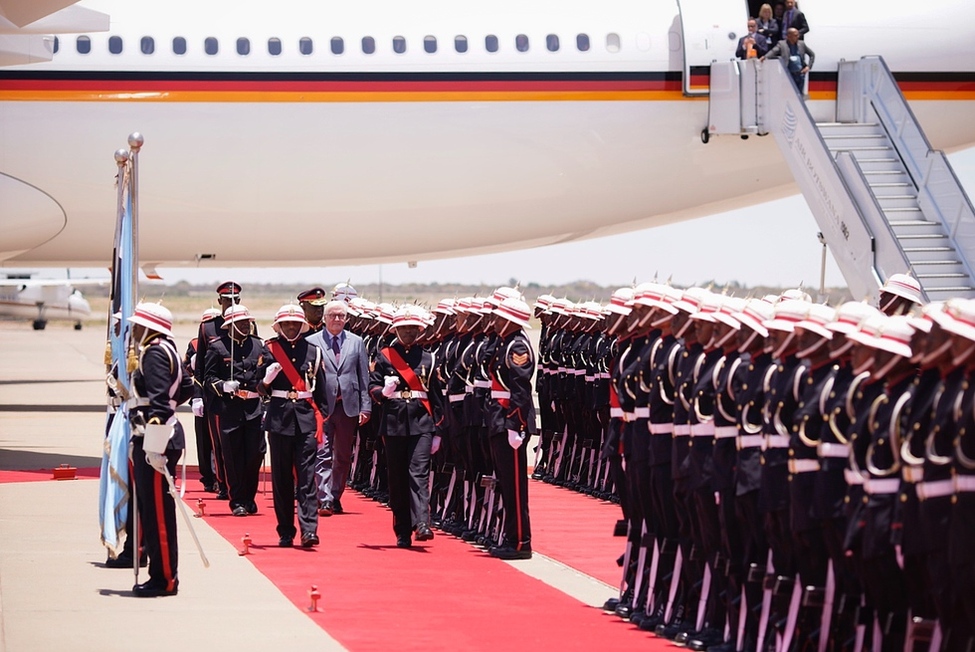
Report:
677,0,747,96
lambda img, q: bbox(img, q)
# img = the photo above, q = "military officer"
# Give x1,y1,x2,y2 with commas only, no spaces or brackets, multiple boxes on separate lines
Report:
297,286,328,334
127,302,186,597
259,304,329,548
204,304,267,517
369,306,446,548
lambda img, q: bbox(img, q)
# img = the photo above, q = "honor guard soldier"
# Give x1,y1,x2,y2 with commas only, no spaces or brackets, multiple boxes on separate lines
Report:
297,286,328,334
186,307,222,493
127,302,188,597
204,304,268,517
259,304,328,548
878,273,925,317
486,296,537,560
369,306,446,548
195,280,244,500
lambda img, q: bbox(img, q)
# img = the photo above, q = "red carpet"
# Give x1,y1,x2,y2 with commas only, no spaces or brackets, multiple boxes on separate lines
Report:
528,480,627,587
185,477,670,652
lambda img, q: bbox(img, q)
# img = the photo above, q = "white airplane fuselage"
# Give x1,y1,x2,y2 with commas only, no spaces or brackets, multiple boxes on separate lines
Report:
1,0,973,271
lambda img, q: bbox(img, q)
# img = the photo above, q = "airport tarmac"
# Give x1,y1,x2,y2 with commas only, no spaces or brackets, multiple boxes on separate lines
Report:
0,321,617,652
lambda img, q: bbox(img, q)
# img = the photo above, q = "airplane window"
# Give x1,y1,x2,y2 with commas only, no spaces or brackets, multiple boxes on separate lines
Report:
577,34,590,51
53,36,59,54
516,34,529,52
76,36,91,54
237,38,250,56
393,36,406,54
141,37,154,55
546,34,559,52
362,36,375,54
485,34,498,53
454,35,468,53
205,37,218,55
109,36,123,54
299,37,313,55
606,33,621,53
331,37,344,55
173,37,187,55
424,36,436,54
268,38,282,56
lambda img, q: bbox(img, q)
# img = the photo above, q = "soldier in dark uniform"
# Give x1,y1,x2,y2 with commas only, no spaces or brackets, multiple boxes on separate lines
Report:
127,302,187,597
758,298,809,650
878,273,925,317
195,281,244,500
729,299,775,650
204,304,267,517
944,299,975,650
485,296,537,560
259,304,329,548
369,306,446,548
297,286,328,335
186,307,222,493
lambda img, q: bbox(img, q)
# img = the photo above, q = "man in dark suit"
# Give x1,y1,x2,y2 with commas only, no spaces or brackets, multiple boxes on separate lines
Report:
764,28,815,91
307,299,371,516
779,0,809,40
737,19,770,59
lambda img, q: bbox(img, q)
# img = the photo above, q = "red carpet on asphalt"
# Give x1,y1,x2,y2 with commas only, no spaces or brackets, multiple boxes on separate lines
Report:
0,467,100,483
184,474,672,652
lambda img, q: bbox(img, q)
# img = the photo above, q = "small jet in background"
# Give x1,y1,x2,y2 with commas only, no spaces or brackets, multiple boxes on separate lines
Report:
0,275,104,330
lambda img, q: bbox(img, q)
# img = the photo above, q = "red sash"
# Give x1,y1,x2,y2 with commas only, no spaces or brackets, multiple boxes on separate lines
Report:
382,346,432,416
267,340,325,443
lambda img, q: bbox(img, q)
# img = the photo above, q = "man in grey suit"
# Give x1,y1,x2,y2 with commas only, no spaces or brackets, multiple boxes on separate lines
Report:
763,28,814,92
307,300,371,515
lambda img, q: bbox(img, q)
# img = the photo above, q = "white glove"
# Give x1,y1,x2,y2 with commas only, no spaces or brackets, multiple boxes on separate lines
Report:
381,375,399,398
222,380,240,394
146,451,168,475
507,430,525,450
189,353,197,371
262,362,282,385
431,435,442,455
191,398,204,418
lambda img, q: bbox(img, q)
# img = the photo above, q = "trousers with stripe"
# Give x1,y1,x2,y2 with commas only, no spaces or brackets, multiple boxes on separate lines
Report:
490,430,531,550
132,435,181,591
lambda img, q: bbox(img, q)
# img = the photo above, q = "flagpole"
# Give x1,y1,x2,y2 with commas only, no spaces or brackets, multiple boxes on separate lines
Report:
128,133,143,310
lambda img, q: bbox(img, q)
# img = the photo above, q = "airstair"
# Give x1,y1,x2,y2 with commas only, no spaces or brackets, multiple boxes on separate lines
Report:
705,56,975,302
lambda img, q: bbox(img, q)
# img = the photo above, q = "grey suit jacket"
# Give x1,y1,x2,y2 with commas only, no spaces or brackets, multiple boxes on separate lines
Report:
765,40,814,70
306,330,372,418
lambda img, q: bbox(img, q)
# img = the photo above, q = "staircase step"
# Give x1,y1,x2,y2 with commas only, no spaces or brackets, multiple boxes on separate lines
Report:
912,260,963,266
917,273,969,279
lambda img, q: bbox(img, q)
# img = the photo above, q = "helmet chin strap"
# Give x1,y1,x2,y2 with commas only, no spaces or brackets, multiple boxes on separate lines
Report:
829,339,854,359
921,337,952,367
773,331,796,360
872,352,902,379
674,315,693,339
952,342,975,368
737,329,759,354
795,336,827,360
714,326,737,349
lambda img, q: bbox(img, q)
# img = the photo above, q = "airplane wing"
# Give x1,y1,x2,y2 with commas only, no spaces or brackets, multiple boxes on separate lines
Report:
0,1,109,67
0,277,109,287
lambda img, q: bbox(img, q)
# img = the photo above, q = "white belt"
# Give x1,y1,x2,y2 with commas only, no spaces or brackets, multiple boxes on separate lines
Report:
448,393,467,403
901,465,923,483
818,442,849,458
571,369,585,376
690,423,714,437
674,425,691,437
490,390,511,399
763,435,790,449
738,434,764,449
623,412,635,421
234,390,261,400
465,386,474,394
270,389,312,400
473,380,491,389
557,367,567,374
127,397,150,408
634,407,650,419
584,375,595,382
397,389,428,400
916,479,954,500
610,408,624,418
844,469,865,486
789,458,821,474
714,426,738,439
598,372,611,380
650,423,674,435
955,475,975,493
864,478,901,495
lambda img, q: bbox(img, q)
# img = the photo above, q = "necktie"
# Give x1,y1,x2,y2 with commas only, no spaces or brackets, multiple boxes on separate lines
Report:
331,335,341,360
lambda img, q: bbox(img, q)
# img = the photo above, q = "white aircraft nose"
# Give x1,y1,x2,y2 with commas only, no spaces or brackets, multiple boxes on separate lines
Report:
68,294,92,318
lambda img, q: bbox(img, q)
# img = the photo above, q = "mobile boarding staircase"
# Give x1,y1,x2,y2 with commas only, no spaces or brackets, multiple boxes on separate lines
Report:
706,56,975,302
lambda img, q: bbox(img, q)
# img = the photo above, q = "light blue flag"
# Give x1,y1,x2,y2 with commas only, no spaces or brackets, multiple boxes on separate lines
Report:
99,184,134,556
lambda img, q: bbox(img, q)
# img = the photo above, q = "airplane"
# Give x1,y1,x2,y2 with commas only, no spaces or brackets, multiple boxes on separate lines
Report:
0,0,973,278
0,275,99,330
